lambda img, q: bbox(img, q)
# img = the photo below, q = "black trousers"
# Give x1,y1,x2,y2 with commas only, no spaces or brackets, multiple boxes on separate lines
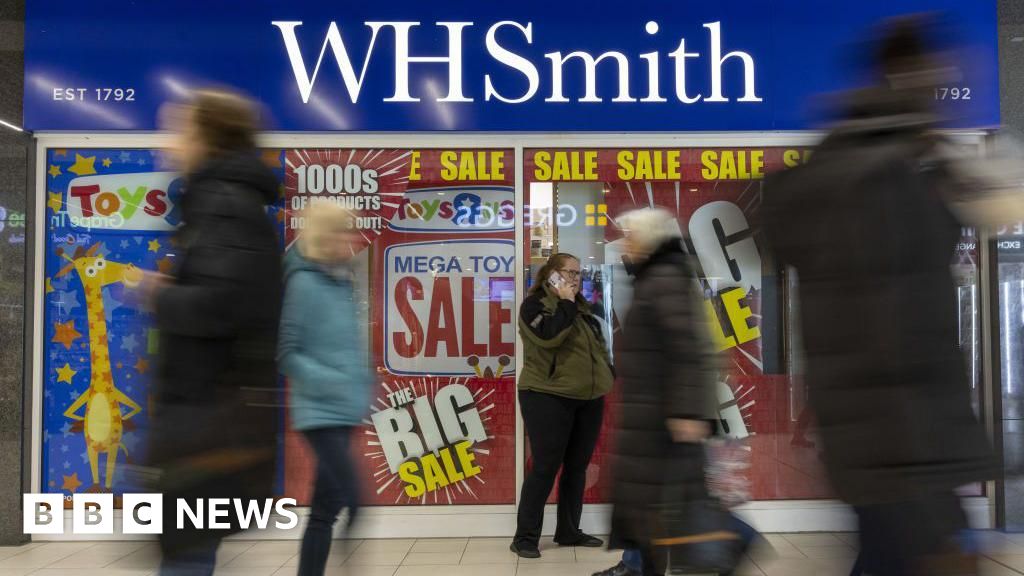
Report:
515,389,605,548
854,491,970,576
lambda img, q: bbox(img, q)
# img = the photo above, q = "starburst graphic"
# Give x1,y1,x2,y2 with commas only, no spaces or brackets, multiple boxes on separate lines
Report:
717,374,756,439
601,175,766,377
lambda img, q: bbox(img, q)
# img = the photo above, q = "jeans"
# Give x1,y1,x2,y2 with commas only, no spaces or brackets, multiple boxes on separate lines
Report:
622,548,643,571
515,390,605,548
159,540,219,576
298,426,360,576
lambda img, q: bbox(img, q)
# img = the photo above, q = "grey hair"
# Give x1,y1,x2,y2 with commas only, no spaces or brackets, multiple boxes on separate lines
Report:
615,207,682,254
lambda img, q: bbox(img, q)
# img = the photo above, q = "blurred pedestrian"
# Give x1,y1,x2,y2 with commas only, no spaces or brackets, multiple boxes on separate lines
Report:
143,89,283,576
278,202,372,576
512,252,614,558
594,208,719,576
763,15,995,576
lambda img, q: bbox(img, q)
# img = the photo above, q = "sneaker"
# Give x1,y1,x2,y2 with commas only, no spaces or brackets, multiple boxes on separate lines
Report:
510,541,541,559
592,561,641,576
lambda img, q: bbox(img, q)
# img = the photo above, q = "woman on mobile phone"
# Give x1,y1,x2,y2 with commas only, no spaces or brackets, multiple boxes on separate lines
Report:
511,253,615,559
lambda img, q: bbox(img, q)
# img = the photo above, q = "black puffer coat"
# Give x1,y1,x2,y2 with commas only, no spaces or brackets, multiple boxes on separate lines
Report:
609,240,717,556
762,88,995,505
146,151,283,553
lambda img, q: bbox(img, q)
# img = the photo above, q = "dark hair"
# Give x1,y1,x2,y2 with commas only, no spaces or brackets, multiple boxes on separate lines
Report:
876,14,944,79
190,89,258,156
530,252,579,295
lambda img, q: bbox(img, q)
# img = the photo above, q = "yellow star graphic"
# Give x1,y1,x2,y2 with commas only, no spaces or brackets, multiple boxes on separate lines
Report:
102,158,112,168
47,191,63,213
148,239,161,252
56,363,77,384
48,165,62,178
45,278,55,294
62,472,83,493
68,154,97,176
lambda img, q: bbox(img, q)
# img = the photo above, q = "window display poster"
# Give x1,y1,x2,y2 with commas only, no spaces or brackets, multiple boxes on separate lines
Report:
42,147,517,507
40,145,832,506
282,149,517,505
42,148,180,500
525,147,833,501
40,148,288,503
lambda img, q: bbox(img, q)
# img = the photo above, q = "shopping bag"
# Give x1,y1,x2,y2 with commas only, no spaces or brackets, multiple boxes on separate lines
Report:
649,441,744,574
652,498,743,574
705,436,752,508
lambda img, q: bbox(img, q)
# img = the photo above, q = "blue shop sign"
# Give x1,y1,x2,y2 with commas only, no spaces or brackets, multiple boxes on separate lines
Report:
25,0,998,131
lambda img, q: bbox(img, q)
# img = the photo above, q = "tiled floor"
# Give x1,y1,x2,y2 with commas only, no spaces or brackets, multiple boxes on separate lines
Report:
4,532,1024,575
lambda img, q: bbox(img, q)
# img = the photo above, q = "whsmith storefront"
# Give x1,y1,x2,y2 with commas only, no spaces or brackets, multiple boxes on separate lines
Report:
23,0,1015,538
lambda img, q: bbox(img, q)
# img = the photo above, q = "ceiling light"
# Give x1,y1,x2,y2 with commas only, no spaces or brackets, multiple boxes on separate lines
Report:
0,118,23,132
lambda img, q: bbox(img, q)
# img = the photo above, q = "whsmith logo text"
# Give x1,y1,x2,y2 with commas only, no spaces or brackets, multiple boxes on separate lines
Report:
273,20,761,105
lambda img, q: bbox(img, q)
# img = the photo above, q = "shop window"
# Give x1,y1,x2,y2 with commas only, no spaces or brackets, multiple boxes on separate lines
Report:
524,147,833,501
40,147,517,506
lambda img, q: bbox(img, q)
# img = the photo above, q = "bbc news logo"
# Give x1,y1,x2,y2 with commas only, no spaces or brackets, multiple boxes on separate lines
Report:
23,494,299,535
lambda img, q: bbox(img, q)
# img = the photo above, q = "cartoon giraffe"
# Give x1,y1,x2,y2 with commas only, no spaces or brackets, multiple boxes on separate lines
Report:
57,242,144,492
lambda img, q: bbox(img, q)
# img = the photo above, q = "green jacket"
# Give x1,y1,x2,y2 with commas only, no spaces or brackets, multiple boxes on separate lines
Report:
518,288,615,400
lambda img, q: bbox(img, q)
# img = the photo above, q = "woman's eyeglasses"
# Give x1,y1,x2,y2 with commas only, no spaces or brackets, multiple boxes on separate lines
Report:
557,269,581,279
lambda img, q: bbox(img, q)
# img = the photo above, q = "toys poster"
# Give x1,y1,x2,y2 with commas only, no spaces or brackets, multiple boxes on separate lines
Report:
42,149,176,497
41,148,286,501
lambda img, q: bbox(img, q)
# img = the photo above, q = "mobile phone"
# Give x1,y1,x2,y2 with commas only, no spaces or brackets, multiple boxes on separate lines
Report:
547,271,565,289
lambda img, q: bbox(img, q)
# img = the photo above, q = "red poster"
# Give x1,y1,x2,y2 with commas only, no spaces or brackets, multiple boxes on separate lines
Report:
283,149,517,505
525,147,832,502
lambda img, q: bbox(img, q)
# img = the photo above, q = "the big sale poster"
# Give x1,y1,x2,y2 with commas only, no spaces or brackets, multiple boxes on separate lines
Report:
282,149,517,505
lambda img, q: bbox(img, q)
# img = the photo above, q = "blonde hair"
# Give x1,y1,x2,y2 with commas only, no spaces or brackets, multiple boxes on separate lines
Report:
300,201,356,261
615,208,682,255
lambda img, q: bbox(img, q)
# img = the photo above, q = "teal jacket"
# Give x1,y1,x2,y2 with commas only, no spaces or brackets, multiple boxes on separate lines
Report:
278,247,371,430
